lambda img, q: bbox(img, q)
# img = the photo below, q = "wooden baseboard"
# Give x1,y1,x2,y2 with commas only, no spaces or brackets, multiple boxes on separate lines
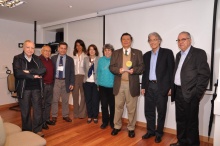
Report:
0,103,18,110
121,117,213,144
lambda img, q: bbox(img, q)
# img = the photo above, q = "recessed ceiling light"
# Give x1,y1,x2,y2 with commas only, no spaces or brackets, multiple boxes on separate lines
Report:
69,5,72,8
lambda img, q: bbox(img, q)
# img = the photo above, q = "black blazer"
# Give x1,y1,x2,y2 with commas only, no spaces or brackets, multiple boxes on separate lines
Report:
171,46,210,103
51,54,75,93
141,48,175,96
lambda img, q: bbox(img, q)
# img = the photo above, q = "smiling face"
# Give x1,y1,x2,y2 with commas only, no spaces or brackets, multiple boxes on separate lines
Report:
41,45,51,59
76,42,83,54
148,34,161,51
104,48,112,58
58,44,67,56
23,41,35,58
177,32,191,52
121,35,132,49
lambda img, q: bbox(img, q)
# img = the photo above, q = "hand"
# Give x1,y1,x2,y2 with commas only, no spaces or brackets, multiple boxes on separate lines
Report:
168,89,171,96
119,68,125,74
69,85,74,91
33,75,42,78
23,70,30,73
141,89,145,95
127,68,134,74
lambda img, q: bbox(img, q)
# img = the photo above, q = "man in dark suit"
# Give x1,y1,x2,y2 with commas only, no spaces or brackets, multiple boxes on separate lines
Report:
141,32,174,143
51,42,75,123
109,33,144,138
170,31,210,146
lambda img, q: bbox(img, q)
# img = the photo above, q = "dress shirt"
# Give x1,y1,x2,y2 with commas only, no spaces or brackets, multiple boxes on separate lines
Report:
149,48,159,80
174,46,191,85
123,48,131,55
56,54,66,78
73,53,86,75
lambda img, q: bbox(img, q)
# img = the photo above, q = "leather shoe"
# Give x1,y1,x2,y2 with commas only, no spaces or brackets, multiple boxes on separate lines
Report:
170,142,184,146
87,118,92,124
63,117,72,122
52,117,57,123
142,132,155,139
93,119,98,124
111,128,121,136
128,130,135,138
100,123,108,129
155,136,162,143
42,123,49,130
46,120,55,125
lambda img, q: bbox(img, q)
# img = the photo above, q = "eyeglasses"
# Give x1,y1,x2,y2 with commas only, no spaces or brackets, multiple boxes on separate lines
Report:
176,38,190,43
148,39,158,43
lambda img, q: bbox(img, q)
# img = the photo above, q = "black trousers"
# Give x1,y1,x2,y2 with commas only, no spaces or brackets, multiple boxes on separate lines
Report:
99,85,115,125
175,86,200,145
42,84,53,123
144,82,168,137
83,82,99,118
18,89,42,133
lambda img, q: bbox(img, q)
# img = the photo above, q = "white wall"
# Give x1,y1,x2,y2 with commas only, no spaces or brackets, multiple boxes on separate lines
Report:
105,0,215,138
0,19,42,106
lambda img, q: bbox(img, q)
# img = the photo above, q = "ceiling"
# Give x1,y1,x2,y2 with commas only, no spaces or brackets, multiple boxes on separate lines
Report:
0,0,152,25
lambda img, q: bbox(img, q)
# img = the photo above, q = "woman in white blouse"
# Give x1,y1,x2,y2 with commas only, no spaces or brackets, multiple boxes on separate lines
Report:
72,39,87,119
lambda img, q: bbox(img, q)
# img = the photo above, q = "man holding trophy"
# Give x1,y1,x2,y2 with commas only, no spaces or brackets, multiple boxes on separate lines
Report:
109,33,144,138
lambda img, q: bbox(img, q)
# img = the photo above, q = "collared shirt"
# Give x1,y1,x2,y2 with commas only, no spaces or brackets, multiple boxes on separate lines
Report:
86,57,96,82
73,52,86,75
56,54,66,78
123,47,131,55
24,54,32,62
174,46,191,85
149,48,159,80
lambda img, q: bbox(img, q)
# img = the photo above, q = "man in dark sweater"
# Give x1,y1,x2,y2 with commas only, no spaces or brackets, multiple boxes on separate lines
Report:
39,45,55,130
13,40,46,137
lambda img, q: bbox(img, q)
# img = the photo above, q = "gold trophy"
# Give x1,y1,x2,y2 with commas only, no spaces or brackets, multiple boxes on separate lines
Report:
125,61,132,71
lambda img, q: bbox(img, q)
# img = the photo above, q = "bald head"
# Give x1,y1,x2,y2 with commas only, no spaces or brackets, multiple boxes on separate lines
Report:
41,45,51,59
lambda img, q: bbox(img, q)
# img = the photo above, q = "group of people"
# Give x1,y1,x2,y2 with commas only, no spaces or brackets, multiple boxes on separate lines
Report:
13,31,210,146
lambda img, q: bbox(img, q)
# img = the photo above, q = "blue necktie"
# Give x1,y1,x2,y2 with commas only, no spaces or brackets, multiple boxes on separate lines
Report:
59,56,63,78
88,63,94,77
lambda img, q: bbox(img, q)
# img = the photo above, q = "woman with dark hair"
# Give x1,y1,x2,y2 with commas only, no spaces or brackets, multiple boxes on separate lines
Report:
97,44,115,129
72,39,87,119
83,44,100,124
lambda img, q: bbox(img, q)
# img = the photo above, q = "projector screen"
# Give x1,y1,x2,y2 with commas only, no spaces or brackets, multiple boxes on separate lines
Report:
105,0,215,90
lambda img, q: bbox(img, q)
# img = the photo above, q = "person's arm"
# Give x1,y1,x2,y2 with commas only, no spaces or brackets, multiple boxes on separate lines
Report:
13,56,34,79
132,50,144,75
69,57,75,90
109,51,121,75
167,49,175,89
196,50,210,99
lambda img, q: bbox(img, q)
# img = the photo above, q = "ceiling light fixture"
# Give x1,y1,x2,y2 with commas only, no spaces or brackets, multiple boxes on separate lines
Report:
0,0,25,8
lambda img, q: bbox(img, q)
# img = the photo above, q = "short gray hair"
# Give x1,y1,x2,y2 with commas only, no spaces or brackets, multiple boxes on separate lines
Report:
102,44,114,55
179,31,191,38
148,32,162,42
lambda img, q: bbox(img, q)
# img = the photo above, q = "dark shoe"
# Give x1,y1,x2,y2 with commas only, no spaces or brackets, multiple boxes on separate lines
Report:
155,136,162,143
42,123,49,130
46,120,55,125
36,132,44,137
142,132,155,139
100,123,108,129
128,130,135,138
63,117,72,122
111,128,121,136
87,118,92,124
52,117,57,123
170,142,184,146
94,119,98,124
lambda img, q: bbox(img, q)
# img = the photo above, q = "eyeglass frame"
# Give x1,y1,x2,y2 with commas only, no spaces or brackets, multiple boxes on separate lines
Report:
176,38,190,43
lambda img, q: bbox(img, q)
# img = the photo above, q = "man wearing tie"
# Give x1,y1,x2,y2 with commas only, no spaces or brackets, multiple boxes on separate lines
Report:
170,31,210,146
109,33,144,138
51,42,75,123
141,32,174,143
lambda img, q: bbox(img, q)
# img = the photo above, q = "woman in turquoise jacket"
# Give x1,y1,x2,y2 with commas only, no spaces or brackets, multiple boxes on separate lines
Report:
97,44,115,129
